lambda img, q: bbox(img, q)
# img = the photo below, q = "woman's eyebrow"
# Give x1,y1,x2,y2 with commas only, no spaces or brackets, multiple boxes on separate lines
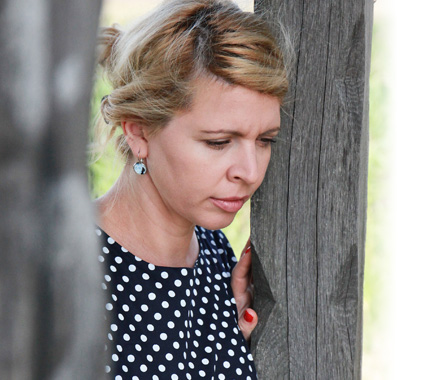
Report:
201,127,280,136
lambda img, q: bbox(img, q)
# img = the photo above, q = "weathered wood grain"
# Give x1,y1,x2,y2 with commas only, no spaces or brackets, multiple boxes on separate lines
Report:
0,1,105,379
251,0,373,379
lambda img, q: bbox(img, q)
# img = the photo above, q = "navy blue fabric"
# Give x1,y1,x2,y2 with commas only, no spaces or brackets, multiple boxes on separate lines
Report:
97,225,257,380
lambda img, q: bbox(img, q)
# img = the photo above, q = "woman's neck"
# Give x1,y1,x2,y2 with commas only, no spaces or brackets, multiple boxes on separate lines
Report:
95,166,199,268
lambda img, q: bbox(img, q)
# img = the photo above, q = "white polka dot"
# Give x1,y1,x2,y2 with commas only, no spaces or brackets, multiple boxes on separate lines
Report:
205,346,212,353
127,354,135,362
168,321,175,329
248,353,254,361
171,375,179,380
112,354,119,361
95,229,102,236
122,275,129,283
159,364,166,372
160,333,168,340
161,271,169,279
153,375,159,380
154,312,162,320
105,365,111,373
218,374,225,380
104,275,111,282
129,294,136,302
202,358,209,365
107,237,115,244
168,290,175,297
116,375,122,380
236,368,243,375
105,303,113,311
141,304,148,312
181,268,188,276
98,255,104,262
147,324,154,331
135,344,142,351
129,264,136,272
174,310,181,318
117,284,124,291
228,349,235,356
116,345,123,352
102,247,109,254
110,324,118,331
118,313,124,321
223,361,230,368
173,341,180,349
162,301,169,308
147,354,153,362
166,353,173,361
140,334,147,342
231,338,237,345
110,265,117,272
142,273,150,280
174,279,182,287
122,304,129,312
148,292,156,300
180,300,186,307
199,370,206,377
123,333,130,341
199,307,206,315
115,256,123,264
148,263,155,271
135,314,142,322
140,364,147,372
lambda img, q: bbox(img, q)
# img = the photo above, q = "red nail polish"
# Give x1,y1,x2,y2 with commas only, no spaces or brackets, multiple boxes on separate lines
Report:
244,310,253,323
245,246,251,254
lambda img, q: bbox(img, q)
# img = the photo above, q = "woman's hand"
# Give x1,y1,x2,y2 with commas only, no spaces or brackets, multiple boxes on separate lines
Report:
231,238,258,342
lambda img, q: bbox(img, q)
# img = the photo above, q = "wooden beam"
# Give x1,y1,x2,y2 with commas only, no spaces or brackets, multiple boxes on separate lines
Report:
251,0,373,378
0,1,105,378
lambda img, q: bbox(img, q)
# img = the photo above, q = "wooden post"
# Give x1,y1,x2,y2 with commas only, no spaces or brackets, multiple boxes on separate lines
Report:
251,0,373,379
0,1,105,378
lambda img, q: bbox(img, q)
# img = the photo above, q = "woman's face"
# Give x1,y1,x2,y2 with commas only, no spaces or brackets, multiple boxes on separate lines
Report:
144,77,281,230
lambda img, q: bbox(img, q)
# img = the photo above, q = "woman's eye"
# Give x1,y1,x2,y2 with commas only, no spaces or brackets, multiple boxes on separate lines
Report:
258,138,277,147
205,140,230,150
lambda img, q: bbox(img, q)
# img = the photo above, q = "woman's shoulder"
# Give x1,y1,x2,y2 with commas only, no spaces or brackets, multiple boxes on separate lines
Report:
195,226,238,271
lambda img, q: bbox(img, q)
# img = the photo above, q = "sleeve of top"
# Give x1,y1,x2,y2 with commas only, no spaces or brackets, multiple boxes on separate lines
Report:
211,229,239,273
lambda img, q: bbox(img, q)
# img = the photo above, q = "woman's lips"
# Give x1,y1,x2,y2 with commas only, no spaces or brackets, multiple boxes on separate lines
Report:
210,197,249,213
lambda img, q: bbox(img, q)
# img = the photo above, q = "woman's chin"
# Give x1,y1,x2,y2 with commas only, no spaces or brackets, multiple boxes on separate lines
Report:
197,213,236,231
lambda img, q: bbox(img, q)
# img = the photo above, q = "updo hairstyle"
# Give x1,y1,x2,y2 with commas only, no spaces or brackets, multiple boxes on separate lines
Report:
96,0,290,157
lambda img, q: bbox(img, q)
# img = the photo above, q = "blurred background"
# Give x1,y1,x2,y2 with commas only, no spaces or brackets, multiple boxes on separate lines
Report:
89,1,430,378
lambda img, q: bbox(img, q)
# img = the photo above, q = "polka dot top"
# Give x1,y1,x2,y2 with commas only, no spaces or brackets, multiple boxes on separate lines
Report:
97,225,258,380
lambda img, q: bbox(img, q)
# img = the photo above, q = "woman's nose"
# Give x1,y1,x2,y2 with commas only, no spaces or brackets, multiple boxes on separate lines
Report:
227,145,260,185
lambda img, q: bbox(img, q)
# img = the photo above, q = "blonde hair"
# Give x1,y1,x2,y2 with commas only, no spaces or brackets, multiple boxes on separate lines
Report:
95,0,290,156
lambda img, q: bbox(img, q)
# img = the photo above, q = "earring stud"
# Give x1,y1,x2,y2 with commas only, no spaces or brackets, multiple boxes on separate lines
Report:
133,157,147,175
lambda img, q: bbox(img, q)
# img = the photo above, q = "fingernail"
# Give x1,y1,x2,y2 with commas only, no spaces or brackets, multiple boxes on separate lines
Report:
245,246,251,254
244,310,253,323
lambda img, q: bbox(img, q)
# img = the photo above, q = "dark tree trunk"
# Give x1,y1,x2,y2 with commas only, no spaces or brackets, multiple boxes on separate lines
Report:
251,0,373,379
0,1,105,378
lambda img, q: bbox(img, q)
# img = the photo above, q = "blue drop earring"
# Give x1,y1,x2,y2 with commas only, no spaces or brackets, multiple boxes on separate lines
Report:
133,155,147,175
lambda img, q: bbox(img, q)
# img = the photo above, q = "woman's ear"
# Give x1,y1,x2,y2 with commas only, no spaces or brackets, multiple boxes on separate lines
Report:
122,121,148,159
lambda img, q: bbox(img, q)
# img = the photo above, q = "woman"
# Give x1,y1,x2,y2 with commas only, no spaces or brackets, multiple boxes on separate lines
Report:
94,0,289,378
